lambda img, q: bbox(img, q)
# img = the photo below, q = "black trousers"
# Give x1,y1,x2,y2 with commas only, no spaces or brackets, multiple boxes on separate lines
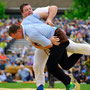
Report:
59,49,82,70
47,42,82,86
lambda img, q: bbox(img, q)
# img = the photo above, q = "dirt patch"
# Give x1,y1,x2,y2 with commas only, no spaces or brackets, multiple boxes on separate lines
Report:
0,88,65,90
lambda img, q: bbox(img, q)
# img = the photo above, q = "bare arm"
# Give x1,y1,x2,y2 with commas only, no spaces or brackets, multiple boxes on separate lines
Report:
46,6,58,25
30,6,58,49
30,36,60,49
48,6,58,20
26,36,53,49
38,5,58,25
30,40,53,49
38,12,48,20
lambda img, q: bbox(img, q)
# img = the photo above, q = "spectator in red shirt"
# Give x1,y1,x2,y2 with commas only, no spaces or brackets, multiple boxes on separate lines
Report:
0,52,7,61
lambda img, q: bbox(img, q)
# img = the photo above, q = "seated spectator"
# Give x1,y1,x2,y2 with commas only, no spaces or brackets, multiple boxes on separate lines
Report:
27,46,31,55
0,20,4,27
0,39,7,50
14,45,21,57
17,65,33,82
0,51,7,61
0,47,3,53
10,60,16,66
8,51,17,63
86,76,90,84
0,70,7,82
72,64,80,83
19,60,25,65
26,58,33,67
21,45,28,58
27,52,34,64
6,59,12,66
15,60,20,66
45,71,48,83
0,70,15,82
22,53,28,63
79,70,86,83
29,45,36,52
0,60,6,70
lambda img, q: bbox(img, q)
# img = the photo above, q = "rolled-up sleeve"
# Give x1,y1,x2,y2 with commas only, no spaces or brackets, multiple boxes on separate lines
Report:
33,6,49,13
33,13,40,20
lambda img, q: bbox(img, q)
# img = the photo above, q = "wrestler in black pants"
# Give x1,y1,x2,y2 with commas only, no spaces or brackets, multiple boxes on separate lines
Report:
47,42,82,86
60,49,82,70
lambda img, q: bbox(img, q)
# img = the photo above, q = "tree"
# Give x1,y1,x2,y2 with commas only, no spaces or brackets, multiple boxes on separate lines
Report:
62,0,90,20
0,0,8,19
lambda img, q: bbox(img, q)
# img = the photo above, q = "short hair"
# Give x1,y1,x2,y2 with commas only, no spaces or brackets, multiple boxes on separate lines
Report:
20,3,29,13
8,24,20,36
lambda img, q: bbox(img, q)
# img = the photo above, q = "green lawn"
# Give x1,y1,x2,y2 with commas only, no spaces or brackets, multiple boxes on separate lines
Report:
0,83,90,90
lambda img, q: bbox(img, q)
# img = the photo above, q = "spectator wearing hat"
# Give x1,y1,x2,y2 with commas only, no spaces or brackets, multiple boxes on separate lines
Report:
8,51,17,63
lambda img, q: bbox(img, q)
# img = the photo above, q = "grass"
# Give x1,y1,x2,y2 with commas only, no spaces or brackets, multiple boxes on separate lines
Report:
0,83,90,90
0,83,65,89
80,84,90,90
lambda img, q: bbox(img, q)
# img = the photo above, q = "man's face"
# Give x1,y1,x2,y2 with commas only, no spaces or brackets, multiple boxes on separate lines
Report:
10,29,23,40
22,5,33,18
20,67,24,71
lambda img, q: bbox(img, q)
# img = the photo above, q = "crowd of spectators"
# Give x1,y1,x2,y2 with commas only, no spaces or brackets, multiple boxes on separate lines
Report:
0,17,90,84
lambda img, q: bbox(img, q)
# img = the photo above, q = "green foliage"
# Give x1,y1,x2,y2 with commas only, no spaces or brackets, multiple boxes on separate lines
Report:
63,0,90,20
85,71,90,76
0,0,9,19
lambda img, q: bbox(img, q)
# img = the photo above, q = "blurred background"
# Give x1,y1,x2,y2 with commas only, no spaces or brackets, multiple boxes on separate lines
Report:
0,0,90,89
